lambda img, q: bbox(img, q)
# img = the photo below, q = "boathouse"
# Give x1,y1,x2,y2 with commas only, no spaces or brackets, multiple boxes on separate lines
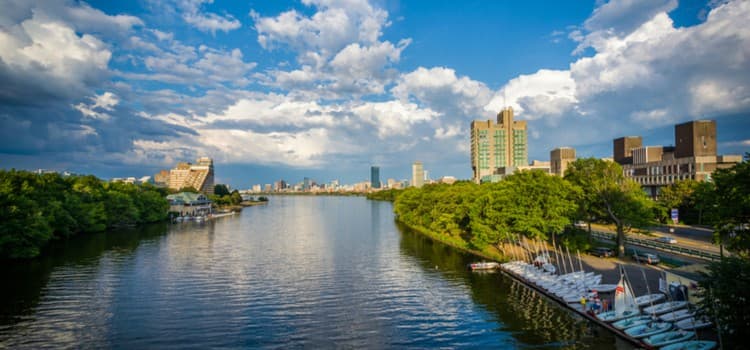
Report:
167,192,212,217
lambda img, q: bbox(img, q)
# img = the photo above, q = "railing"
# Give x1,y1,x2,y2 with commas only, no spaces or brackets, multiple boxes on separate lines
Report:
589,230,722,262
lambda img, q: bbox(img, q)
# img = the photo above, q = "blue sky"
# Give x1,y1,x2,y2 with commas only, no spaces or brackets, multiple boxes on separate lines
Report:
1,0,748,188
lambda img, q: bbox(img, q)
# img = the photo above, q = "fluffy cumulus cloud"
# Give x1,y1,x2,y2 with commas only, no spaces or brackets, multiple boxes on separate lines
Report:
252,0,407,98
392,67,493,118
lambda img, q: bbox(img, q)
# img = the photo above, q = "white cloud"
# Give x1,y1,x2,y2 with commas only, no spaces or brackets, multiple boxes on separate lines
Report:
487,69,576,121
178,0,241,33
0,12,111,98
252,0,402,97
351,100,438,138
252,0,388,57
73,92,119,120
392,67,493,117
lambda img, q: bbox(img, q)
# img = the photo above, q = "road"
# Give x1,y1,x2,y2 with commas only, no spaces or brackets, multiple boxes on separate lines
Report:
590,223,721,255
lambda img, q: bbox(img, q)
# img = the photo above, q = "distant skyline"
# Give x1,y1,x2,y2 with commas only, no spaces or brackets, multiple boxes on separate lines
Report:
2,0,749,188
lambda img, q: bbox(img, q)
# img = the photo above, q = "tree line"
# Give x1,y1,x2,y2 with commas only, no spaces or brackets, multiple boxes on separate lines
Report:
1,170,169,259
381,155,750,258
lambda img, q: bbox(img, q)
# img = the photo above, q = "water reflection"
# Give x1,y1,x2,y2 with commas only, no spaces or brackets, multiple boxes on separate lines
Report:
396,223,626,349
1,197,630,349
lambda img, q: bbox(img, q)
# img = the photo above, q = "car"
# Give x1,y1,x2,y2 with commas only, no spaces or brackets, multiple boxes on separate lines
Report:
574,221,588,229
633,252,660,265
656,236,678,244
590,247,614,257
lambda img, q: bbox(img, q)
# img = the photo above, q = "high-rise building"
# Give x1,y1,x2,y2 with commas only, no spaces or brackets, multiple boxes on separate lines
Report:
613,136,643,165
470,107,528,183
168,157,214,195
619,120,740,197
370,166,381,189
411,161,424,188
550,147,576,177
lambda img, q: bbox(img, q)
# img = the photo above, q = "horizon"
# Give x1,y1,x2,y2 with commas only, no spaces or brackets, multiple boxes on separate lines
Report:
2,0,749,188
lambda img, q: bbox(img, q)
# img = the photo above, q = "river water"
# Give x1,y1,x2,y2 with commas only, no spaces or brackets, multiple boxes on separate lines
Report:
0,196,627,349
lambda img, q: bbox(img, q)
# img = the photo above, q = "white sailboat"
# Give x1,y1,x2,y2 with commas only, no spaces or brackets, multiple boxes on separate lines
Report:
596,265,641,322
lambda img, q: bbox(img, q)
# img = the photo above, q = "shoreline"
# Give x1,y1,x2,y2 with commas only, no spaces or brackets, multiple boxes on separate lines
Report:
395,219,509,264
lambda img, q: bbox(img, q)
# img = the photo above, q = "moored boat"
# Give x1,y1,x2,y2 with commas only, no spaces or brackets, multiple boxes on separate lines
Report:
634,293,665,307
468,262,500,271
589,284,617,293
675,317,712,330
612,315,653,330
623,322,672,338
659,308,694,322
659,340,717,350
643,330,694,347
643,301,688,315
597,266,641,322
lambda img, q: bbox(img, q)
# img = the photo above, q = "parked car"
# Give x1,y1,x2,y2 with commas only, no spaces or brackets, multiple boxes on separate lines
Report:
655,236,678,244
574,221,587,229
590,247,614,257
633,252,660,264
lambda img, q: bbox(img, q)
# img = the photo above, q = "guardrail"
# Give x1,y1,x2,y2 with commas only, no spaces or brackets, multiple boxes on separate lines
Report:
589,230,722,262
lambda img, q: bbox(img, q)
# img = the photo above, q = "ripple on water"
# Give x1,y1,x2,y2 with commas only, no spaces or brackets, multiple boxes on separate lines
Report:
0,197,617,349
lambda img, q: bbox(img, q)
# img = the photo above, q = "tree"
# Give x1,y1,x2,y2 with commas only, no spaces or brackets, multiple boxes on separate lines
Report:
177,186,199,193
565,158,654,257
230,190,242,205
214,184,230,197
710,154,750,257
698,257,750,349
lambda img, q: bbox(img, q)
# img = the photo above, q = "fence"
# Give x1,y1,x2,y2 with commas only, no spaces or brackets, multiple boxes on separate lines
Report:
589,230,722,262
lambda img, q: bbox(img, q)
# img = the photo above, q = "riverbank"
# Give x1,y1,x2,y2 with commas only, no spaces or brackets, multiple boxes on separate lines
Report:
396,220,508,264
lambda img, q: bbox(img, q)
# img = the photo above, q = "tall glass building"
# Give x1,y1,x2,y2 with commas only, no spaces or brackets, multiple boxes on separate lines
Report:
370,166,381,189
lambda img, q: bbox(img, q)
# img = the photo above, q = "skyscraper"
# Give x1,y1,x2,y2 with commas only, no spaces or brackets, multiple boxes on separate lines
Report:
411,161,424,188
370,166,381,189
470,107,528,183
550,147,576,177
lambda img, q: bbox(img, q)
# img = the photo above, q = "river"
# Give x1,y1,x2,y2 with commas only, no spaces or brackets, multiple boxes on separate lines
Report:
0,196,628,349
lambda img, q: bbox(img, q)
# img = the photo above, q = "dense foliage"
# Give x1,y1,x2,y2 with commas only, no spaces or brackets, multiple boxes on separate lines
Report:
393,171,580,254
565,158,654,257
710,154,750,257
365,188,404,201
698,257,750,349
209,189,243,207
0,170,169,259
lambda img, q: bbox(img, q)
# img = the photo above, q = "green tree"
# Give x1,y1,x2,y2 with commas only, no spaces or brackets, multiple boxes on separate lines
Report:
214,184,230,197
710,154,750,257
698,257,750,349
230,190,242,205
177,186,199,193
0,172,53,258
565,158,654,257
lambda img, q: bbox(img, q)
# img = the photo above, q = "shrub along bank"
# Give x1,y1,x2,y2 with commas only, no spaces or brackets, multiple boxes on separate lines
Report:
1,170,169,259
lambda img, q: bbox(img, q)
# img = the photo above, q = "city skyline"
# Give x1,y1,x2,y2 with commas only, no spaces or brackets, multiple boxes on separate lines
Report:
2,0,749,189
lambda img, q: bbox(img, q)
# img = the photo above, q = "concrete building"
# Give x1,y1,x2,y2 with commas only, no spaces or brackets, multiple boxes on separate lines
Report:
613,136,643,165
470,107,528,183
412,161,424,188
618,120,741,197
167,157,215,195
550,147,576,177
154,170,169,186
370,166,381,189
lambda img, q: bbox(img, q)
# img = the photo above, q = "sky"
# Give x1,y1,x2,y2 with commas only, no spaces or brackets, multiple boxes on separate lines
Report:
1,0,749,188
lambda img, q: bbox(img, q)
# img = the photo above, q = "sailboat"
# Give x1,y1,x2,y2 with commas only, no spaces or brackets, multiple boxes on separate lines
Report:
596,265,641,322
